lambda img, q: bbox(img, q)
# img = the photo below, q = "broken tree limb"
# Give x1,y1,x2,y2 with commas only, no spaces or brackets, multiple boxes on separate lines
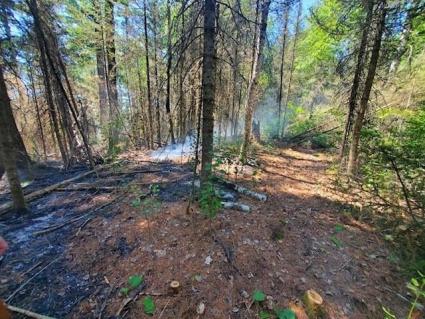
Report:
55,184,119,192
7,305,57,319
219,180,267,201
221,202,251,213
0,162,118,215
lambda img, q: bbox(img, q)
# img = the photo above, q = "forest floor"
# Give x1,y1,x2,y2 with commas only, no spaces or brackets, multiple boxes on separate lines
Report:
0,146,410,319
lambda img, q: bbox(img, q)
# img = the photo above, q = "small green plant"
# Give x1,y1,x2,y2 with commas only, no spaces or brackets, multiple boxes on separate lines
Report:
199,181,221,218
330,235,343,248
143,296,156,316
130,184,161,216
334,224,345,233
383,271,425,318
120,274,144,296
259,310,272,319
252,290,266,302
275,308,296,319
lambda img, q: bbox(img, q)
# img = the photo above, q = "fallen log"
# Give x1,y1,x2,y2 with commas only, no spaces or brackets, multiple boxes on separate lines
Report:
221,201,251,213
219,180,267,201
0,162,117,216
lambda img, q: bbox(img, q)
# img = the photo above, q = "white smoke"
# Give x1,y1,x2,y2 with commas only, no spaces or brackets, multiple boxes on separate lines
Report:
150,135,197,161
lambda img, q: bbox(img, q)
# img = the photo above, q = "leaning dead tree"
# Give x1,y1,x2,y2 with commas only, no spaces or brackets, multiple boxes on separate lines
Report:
28,0,95,168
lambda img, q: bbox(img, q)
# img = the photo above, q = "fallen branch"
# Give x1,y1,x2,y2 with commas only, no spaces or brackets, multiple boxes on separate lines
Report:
221,202,251,213
6,257,61,303
55,185,119,192
219,180,267,201
0,162,118,215
7,305,57,319
102,169,163,176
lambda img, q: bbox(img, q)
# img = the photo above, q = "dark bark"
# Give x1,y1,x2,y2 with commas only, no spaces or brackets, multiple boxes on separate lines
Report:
29,0,95,168
340,0,374,161
143,0,154,148
277,2,290,137
152,1,162,147
200,0,217,187
347,0,387,175
0,64,26,210
28,64,47,160
240,0,271,161
281,0,302,137
104,0,119,153
166,0,176,144
93,0,109,133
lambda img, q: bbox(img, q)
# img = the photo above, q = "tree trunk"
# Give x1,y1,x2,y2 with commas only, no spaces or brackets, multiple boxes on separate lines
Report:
104,0,119,153
152,1,162,147
239,0,271,162
28,64,47,160
143,0,154,149
165,0,176,144
277,2,290,137
281,0,302,137
347,0,387,175
340,0,374,161
0,64,26,210
93,0,109,136
200,0,217,188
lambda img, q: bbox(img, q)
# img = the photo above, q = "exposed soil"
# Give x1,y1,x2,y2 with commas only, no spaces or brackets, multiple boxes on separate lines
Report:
0,147,410,318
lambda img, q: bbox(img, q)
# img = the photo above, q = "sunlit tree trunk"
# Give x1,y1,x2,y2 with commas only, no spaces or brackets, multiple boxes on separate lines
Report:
281,0,302,137
340,0,373,161
240,0,271,161
105,0,119,153
348,0,387,175
93,0,109,137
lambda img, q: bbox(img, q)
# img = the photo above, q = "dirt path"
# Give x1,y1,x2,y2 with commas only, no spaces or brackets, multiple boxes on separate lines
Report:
0,148,409,318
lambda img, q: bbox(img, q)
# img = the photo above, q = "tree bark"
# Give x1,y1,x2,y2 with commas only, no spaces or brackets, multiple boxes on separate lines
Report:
104,0,119,153
347,0,387,175
277,2,290,137
93,0,109,136
281,0,302,137
239,0,271,161
143,0,154,149
152,1,162,147
166,0,176,144
340,0,374,161
0,64,26,210
200,0,217,188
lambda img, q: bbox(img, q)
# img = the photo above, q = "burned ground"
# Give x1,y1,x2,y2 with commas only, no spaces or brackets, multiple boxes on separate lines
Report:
0,148,410,318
